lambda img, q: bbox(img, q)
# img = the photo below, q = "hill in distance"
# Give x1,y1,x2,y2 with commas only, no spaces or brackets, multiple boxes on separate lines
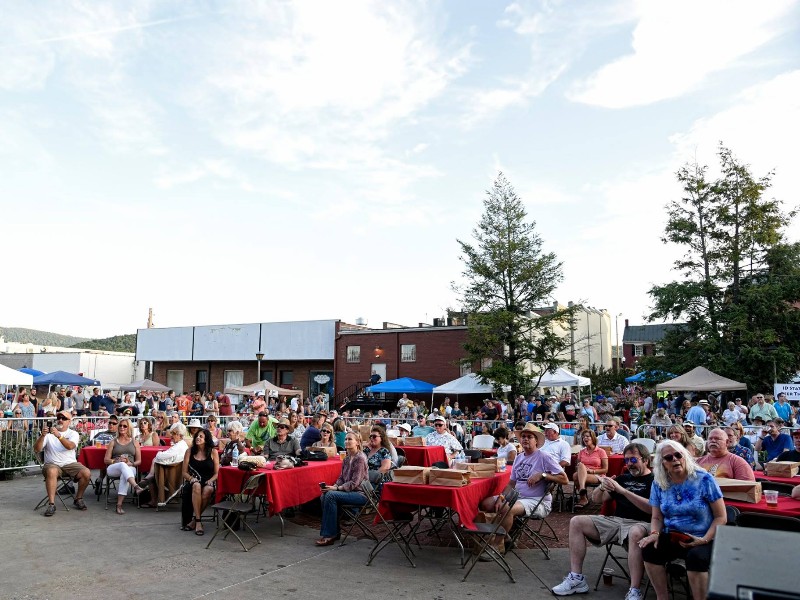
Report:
0,327,136,353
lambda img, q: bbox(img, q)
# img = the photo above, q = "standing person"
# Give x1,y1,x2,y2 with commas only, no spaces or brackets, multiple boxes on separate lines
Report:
773,393,793,425
73,387,86,416
553,443,654,599
639,440,726,600
104,417,144,515
34,410,92,516
217,391,232,418
370,370,381,387
175,392,191,416
203,392,218,416
748,394,778,423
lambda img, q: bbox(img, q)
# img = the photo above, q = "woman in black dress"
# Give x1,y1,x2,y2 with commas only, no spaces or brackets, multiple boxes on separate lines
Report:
181,428,219,535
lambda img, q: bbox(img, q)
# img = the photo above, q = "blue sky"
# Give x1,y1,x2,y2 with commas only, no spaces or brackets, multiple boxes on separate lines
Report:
2,0,799,339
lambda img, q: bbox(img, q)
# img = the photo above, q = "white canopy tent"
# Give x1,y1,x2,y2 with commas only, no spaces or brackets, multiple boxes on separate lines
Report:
536,367,591,388
432,374,495,396
224,379,304,400
0,365,34,387
655,366,746,392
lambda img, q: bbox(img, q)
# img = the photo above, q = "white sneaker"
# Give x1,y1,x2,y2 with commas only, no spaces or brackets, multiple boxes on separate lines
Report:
625,589,643,600
552,574,589,596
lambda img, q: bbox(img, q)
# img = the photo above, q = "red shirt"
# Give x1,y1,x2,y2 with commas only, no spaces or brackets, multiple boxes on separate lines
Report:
218,394,232,416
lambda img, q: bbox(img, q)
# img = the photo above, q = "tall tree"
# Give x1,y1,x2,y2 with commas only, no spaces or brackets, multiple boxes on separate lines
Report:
453,172,578,397
649,144,799,390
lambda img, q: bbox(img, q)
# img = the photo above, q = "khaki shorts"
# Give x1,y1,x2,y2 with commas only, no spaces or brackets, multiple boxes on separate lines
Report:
518,497,552,518
589,516,647,546
45,462,89,480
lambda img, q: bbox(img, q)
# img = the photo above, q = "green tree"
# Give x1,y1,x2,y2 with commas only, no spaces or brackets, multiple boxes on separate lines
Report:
649,144,799,390
453,172,578,397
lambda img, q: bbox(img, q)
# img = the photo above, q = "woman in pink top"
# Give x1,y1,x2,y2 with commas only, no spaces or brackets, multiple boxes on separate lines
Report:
574,429,608,507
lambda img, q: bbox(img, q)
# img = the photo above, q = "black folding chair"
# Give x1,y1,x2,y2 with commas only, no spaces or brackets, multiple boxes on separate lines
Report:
33,452,75,512
461,489,520,582
463,449,483,463
735,512,800,532
205,473,266,552
362,480,417,568
507,483,556,564
339,493,378,546
593,540,632,590
758,481,795,495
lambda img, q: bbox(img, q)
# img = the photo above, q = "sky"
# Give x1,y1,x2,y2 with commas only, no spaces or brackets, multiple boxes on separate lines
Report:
2,0,799,340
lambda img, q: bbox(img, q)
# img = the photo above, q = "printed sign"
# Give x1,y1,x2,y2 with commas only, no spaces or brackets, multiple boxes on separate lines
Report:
774,384,800,402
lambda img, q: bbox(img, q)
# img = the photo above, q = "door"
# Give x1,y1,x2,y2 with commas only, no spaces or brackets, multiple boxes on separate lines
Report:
370,363,387,397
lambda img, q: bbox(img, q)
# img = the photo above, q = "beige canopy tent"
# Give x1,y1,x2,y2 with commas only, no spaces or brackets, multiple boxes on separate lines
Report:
224,379,304,400
655,366,746,392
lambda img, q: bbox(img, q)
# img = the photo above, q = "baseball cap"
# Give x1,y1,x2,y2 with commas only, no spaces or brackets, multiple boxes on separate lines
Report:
543,423,559,432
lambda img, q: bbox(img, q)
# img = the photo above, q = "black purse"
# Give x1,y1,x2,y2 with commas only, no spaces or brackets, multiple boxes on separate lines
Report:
300,448,328,462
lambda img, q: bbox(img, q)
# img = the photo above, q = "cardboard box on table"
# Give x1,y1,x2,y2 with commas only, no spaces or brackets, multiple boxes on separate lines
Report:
716,478,762,503
428,468,471,487
456,462,498,478
392,466,430,485
764,461,800,478
401,436,426,447
358,425,372,442
478,457,506,472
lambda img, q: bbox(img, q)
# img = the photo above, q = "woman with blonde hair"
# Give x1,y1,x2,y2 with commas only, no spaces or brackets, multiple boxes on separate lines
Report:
639,440,725,600
312,423,337,450
104,417,143,515
41,392,60,418
665,425,697,457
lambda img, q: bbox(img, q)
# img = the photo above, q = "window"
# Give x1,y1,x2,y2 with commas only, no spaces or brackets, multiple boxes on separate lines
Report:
224,370,244,405
166,370,184,395
280,370,294,386
481,357,493,370
634,344,643,357
460,362,472,376
400,344,416,362
196,370,207,394
346,345,361,363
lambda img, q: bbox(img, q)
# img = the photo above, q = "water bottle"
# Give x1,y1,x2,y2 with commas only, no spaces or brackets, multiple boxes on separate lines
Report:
231,445,239,467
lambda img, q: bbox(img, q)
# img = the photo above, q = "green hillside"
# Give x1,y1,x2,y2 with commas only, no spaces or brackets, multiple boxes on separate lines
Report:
0,327,88,347
71,334,137,353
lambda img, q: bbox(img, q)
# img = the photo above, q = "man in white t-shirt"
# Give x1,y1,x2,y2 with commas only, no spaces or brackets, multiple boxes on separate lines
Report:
597,419,627,454
33,410,91,516
540,422,571,468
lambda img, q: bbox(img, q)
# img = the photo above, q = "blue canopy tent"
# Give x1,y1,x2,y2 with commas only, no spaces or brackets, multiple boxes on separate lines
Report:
19,367,45,377
624,370,676,383
366,377,435,394
33,371,101,387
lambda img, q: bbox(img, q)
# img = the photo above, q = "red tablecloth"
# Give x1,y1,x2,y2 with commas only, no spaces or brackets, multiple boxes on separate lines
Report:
726,495,800,517
399,445,448,467
379,471,511,529
215,458,343,515
569,453,625,478
480,449,498,457
159,436,171,445
78,446,161,473
756,473,800,486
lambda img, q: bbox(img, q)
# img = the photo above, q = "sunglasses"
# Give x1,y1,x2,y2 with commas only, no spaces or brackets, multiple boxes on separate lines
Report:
322,430,332,434
118,425,129,429
369,434,381,439
623,457,639,464
56,416,69,421
662,452,683,462
434,423,445,427
604,425,614,429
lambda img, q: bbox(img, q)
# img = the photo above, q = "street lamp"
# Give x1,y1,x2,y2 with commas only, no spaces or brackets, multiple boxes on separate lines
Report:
255,352,264,382
615,313,623,372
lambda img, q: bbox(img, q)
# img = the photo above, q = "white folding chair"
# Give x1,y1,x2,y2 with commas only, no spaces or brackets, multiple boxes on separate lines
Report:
471,434,495,450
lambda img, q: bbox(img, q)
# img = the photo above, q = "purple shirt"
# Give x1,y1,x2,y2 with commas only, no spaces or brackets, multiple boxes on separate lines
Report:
510,449,564,499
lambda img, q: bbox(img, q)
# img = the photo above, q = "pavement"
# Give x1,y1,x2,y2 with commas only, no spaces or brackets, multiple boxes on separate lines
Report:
1,471,629,600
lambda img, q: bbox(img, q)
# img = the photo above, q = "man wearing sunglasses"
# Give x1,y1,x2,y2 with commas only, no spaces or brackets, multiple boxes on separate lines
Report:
425,415,464,463
34,410,91,516
597,419,627,454
553,443,654,600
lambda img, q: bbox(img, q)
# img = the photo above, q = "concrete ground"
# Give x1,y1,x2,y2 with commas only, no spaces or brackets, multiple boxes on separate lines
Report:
1,471,628,600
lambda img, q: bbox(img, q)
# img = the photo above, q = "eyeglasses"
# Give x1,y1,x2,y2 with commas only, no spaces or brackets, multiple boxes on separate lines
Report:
14,413,21,416
56,416,69,421
604,425,614,429
662,452,683,462
623,457,639,464
434,423,445,427
118,425,128,429
321,430,332,434
369,434,381,439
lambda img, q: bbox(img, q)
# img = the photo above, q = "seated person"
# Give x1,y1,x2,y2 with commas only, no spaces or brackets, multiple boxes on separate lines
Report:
574,430,608,507
245,411,277,455
597,418,627,454
187,418,204,440
756,420,793,462
136,417,160,447
411,414,434,437
480,424,568,553
396,422,412,438
493,427,517,464
34,410,92,516
682,421,706,456
312,424,337,451
104,416,144,515
181,428,219,535
299,414,323,450
424,415,464,463
723,426,755,468
697,428,755,480
219,420,248,465
138,423,189,507
316,432,369,546
553,442,654,599
364,427,393,484
92,414,119,445
775,428,800,462
540,422,571,469
266,418,301,459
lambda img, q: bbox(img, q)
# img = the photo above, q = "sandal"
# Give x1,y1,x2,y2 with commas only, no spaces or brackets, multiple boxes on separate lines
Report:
133,484,145,495
115,506,125,515
73,498,88,511
195,524,204,536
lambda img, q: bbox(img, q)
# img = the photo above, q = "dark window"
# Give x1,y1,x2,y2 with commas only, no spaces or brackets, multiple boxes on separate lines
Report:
196,370,208,394
280,370,293,386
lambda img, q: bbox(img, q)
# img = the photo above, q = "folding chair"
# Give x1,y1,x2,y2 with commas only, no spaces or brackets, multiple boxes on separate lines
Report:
33,452,75,512
507,483,555,569
463,449,483,463
735,512,800,532
471,435,495,450
205,473,266,552
758,481,795,495
362,480,417,568
593,541,631,590
339,493,378,546
461,488,519,582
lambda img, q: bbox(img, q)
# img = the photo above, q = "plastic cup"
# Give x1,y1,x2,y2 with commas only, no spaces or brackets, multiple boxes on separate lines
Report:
338,451,346,460
764,489,779,507
602,568,614,586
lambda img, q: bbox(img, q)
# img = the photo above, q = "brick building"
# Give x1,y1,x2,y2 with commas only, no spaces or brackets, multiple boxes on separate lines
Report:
621,320,684,368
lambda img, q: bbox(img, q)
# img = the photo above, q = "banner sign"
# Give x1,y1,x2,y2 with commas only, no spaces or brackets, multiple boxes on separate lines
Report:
774,384,800,402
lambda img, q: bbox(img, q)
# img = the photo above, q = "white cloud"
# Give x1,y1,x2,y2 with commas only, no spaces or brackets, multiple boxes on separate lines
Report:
570,0,797,108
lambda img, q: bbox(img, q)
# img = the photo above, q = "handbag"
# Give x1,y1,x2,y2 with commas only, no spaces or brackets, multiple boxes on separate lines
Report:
300,448,328,462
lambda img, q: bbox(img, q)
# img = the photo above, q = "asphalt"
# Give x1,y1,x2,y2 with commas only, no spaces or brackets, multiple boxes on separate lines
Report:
1,471,625,600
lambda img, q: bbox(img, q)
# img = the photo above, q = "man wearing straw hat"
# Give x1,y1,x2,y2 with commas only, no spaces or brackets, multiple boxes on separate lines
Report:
480,423,568,551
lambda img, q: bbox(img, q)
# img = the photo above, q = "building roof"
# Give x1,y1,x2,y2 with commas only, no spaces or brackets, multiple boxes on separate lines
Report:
623,323,684,344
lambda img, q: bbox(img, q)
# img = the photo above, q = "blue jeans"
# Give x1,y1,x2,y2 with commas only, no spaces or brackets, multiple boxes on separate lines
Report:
320,490,365,538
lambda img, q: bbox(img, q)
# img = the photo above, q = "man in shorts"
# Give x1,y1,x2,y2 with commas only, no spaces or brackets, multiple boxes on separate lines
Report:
552,443,654,600
33,410,91,516
480,423,568,551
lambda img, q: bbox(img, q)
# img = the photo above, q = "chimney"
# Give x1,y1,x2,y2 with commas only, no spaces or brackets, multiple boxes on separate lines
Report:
625,319,629,327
